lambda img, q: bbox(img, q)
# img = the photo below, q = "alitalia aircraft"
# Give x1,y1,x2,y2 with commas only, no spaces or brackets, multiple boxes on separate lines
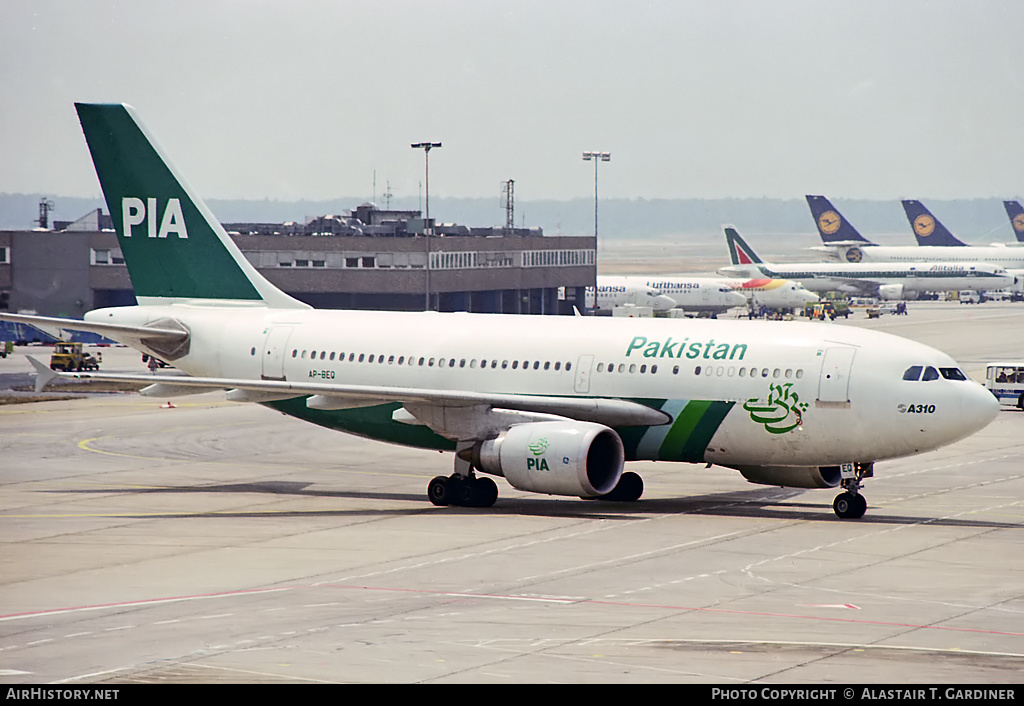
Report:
720,227,1014,300
808,195,1024,269
593,276,746,315
2,104,1001,520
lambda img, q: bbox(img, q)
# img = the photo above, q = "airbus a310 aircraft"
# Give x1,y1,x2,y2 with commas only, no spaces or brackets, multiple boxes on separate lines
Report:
3,104,1000,519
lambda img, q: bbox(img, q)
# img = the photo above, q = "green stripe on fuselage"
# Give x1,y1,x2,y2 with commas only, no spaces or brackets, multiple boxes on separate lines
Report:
656,400,734,462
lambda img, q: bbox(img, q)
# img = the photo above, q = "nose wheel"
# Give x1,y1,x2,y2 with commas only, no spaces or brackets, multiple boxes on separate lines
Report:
833,462,871,519
833,491,867,519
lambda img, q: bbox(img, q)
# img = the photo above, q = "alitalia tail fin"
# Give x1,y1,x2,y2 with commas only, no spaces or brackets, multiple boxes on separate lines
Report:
75,103,309,309
900,199,967,247
1003,200,1024,243
723,226,763,266
805,195,874,245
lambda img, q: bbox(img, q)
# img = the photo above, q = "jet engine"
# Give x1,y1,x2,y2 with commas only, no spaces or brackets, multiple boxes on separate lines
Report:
732,465,842,489
468,421,624,497
878,284,905,300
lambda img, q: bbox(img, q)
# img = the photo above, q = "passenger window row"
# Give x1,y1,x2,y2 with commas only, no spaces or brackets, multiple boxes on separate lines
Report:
902,365,968,382
697,366,805,379
247,347,809,382
282,348,574,372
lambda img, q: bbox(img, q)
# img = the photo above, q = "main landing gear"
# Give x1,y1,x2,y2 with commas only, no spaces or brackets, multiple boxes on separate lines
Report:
580,471,645,502
428,440,499,508
832,462,872,519
428,474,498,508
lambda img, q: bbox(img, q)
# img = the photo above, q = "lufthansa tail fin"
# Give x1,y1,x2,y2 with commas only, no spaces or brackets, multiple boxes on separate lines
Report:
805,195,874,245
900,199,967,246
723,226,764,266
1003,200,1024,243
75,103,309,309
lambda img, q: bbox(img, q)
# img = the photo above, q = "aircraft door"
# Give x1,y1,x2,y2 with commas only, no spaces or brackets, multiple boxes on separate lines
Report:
261,326,294,381
817,346,856,404
574,354,594,393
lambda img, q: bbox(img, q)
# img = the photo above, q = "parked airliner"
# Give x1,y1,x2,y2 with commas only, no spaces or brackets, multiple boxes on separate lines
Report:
2,104,1000,520
622,276,816,312
719,227,1013,299
901,200,968,246
585,280,677,313
807,195,1024,269
594,276,746,315
1002,200,1024,244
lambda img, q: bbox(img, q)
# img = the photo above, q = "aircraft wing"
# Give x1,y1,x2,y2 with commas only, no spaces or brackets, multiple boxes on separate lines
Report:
822,276,885,297
26,357,670,429
0,312,188,347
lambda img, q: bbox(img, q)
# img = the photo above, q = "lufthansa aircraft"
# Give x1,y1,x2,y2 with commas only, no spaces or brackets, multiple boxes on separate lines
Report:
807,195,1024,269
1002,200,1024,244
595,276,746,315
2,104,1001,520
585,279,677,313
901,200,968,247
636,276,816,312
719,227,1013,299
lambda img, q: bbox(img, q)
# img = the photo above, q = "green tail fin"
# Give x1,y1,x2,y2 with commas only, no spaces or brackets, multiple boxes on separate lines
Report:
76,103,307,308
723,226,763,266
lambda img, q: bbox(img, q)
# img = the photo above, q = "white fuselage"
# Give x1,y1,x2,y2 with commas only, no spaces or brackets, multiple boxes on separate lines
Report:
649,276,818,310
587,279,677,312
599,276,747,313
828,243,1024,269
86,303,998,467
718,261,1014,295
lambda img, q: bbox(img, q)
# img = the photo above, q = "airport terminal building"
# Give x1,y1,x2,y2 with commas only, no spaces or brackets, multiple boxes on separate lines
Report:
0,204,596,320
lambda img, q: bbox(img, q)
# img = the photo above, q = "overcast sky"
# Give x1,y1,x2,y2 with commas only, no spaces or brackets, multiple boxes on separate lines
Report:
3,0,1023,203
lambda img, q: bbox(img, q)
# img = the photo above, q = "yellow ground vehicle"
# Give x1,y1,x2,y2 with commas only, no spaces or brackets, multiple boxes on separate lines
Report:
804,301,850,320
48,342,101,372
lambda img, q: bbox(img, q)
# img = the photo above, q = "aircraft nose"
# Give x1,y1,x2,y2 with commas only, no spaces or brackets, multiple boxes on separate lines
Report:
728,291,747,307
959,382,1000,436
654,294,677,311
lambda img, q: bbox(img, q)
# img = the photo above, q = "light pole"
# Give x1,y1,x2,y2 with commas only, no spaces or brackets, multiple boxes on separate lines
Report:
412,142,441,310
582,151,609,313
581,151,610,241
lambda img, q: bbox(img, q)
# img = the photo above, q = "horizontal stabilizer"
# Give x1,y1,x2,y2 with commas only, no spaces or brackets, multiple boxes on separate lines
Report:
27,356,60,393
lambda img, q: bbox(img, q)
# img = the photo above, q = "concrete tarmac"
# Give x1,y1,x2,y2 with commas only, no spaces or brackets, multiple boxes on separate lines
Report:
1,301,1022,684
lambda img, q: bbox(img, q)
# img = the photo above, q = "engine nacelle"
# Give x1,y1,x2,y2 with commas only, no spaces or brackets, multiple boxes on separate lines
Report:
878,284,905,301
470,421,624,497
733,464,842,489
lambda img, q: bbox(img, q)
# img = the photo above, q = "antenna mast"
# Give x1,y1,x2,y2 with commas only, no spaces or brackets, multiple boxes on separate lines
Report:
502,179,515,233
36,197,54,229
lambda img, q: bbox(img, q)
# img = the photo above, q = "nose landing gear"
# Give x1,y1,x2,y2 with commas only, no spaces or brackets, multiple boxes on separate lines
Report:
833,462,872,519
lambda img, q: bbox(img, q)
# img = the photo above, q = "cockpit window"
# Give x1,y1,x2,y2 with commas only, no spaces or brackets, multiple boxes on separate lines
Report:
902,366,922,381
905,364,967,382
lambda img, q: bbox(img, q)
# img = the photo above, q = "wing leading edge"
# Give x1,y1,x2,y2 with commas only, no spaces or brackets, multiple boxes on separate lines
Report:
26,358,671,430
